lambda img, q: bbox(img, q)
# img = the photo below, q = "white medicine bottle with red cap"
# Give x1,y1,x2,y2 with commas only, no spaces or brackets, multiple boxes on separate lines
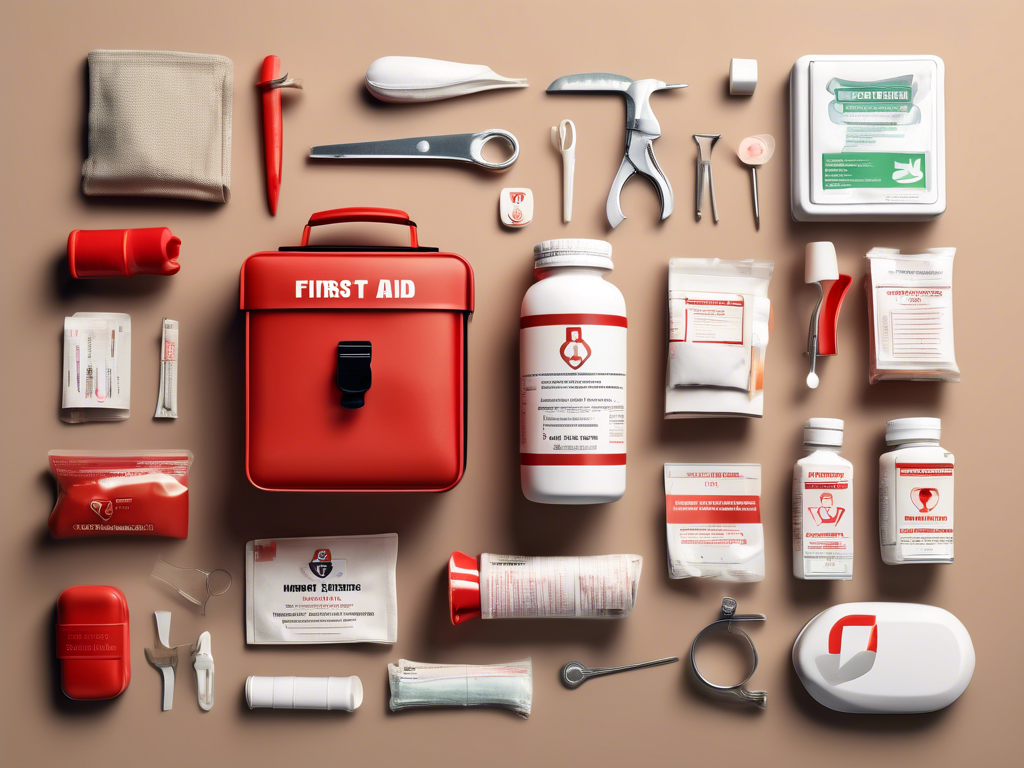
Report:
879,417,954,564
520,239,626,504
793,418,854,580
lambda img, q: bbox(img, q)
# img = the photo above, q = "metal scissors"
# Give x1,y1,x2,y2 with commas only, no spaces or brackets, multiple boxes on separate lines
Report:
310,129,519,171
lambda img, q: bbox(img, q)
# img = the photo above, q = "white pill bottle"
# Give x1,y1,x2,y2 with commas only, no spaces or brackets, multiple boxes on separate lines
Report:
793,418,854,580
879,418,954,564
520,240,626,504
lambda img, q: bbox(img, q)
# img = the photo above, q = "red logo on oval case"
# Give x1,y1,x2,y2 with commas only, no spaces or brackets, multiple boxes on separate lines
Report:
559,327,592,370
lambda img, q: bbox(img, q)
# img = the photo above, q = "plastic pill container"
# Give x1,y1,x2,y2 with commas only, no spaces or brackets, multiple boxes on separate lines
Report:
793,418,853,580
520,240,626,504
879,418,954,564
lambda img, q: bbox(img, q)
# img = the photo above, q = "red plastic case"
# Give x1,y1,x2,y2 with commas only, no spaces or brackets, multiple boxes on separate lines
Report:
56,585,131,700
240,208,474,492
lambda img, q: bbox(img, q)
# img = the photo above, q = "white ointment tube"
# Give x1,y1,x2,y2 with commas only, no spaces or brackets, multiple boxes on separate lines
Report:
245,676,363,711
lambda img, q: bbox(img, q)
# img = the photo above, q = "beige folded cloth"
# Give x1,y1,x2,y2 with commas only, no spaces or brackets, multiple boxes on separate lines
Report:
83,50,233,203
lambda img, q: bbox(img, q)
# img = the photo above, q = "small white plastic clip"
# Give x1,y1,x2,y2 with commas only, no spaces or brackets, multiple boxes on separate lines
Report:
193,631,214,711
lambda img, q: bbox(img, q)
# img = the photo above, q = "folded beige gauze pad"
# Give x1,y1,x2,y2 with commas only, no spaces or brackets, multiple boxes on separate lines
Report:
83,50,233,202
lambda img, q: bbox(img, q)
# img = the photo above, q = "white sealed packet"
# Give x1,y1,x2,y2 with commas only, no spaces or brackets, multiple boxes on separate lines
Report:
865,247,959,383
246,534,398,644
668,259,773,392
665,463,764,581
388,659,532,718
62,312,131,423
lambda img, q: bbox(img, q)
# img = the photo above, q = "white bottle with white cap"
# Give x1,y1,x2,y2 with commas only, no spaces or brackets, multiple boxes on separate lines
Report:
245,676,363,711
793,418,854,580
520,239,626,504
879,418,954,564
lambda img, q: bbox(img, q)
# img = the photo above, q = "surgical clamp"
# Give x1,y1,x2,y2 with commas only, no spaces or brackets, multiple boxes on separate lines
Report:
693,133,721,222
690,597,766,708
546,74,686,228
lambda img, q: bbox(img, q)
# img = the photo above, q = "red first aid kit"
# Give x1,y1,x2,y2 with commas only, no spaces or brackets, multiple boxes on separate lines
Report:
240,208,474,492
56,585,131,700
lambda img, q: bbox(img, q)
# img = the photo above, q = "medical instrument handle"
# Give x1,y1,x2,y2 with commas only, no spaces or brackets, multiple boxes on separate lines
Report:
590,656,680,677
751,167,759,227
301,208,419,248
310,130,519,171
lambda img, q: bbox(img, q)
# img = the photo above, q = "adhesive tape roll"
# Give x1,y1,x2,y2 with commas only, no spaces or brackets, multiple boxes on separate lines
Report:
805,242,839,283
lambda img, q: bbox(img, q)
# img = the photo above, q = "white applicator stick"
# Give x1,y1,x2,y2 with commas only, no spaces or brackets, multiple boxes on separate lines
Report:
805,243,839,388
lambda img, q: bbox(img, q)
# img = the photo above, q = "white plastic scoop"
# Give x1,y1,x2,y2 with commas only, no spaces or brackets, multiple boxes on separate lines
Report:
737,134,775,228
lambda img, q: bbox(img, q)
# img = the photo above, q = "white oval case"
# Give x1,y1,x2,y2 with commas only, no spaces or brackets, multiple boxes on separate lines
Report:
792,602,974,713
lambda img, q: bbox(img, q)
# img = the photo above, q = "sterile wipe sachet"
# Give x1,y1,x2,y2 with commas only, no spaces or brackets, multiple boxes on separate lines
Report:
667,260,773,393
665,463,765,582
865,247,959,383
246,534,398,644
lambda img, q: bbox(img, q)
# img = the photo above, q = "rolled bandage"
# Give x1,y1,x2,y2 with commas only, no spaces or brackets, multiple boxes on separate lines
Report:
245,676,363,711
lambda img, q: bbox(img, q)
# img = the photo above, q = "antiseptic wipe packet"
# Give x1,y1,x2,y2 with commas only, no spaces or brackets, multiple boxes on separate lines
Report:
246,534,398,644
865,248,959,383
667,259,773,392
665,464,765,582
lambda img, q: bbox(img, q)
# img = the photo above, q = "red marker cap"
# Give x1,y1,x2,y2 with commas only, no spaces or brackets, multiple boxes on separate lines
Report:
68,227,181,278
448,550,481,625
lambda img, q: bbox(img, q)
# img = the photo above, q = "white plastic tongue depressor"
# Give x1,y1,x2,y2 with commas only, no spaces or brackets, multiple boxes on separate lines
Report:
805,242,839,389
737,135,775,228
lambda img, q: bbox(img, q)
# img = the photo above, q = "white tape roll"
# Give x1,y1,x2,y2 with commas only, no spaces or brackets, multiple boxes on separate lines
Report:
245,676,363,711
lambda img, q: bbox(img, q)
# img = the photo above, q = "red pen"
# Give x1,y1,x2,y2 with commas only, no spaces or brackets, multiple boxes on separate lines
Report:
257,56,303,216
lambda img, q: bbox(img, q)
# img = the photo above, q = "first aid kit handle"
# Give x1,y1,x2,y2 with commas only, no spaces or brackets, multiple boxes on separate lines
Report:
301,208,419,248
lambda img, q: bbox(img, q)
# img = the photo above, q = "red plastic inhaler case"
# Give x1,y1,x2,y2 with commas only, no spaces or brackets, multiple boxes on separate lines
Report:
240,208,474,492
68,227,181,278
56,585,131,700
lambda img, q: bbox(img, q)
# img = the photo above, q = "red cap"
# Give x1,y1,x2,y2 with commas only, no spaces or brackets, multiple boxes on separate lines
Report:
68,227,181,278
448,551,481,625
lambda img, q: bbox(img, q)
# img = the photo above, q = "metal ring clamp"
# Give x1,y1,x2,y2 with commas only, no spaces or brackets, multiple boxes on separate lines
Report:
689,597,767,709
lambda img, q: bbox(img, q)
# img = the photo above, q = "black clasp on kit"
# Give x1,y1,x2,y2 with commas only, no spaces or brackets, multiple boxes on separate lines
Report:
336,341,372,409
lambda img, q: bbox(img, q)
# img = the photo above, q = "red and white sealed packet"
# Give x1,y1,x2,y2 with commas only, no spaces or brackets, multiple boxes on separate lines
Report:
48,450,193,538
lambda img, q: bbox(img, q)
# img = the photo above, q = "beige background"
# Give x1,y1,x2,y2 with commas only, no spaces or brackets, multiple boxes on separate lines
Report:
2,0,1021,765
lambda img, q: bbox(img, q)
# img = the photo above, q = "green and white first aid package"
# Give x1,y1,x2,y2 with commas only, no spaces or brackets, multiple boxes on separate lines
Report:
790,55,945,221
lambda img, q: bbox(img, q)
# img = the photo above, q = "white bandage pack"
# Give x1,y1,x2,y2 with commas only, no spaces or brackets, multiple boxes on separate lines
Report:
245,534,398,644
865,247,959,383
61,312,131,423
665,259,774,418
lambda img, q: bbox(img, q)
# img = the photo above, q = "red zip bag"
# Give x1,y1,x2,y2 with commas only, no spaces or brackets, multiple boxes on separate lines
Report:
48,450,192,538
